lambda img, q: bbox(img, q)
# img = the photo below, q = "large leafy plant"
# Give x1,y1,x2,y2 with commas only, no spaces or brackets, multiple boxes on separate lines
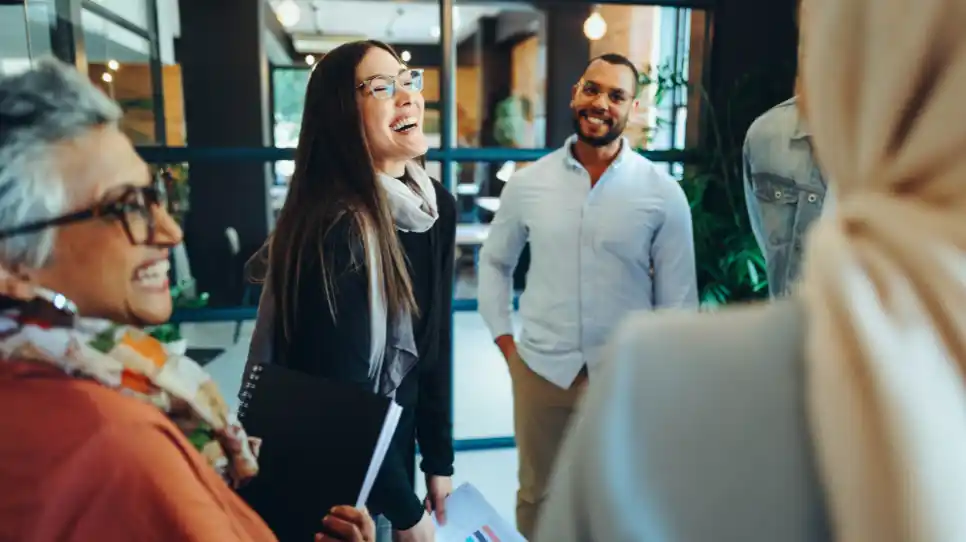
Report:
684,86,769,306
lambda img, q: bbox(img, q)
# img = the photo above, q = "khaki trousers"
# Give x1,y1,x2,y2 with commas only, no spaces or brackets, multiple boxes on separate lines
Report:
508,352,587,540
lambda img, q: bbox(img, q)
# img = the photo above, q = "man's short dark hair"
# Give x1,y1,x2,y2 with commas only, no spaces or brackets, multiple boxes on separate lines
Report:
583,53,641,97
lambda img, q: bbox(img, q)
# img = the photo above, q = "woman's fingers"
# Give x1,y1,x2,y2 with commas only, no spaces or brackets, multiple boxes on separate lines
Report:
317,506,374,542
317,516,361,541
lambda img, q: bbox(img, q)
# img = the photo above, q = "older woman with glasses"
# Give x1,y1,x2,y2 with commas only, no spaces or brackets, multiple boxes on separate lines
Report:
0,60,373,542
245,40,457,542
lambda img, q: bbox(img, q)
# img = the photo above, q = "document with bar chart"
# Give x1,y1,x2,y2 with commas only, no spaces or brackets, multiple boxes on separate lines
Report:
434,483,525,542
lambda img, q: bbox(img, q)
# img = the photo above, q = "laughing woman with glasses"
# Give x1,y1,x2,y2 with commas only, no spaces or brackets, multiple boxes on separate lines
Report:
0,60,373,542
244,40,457,542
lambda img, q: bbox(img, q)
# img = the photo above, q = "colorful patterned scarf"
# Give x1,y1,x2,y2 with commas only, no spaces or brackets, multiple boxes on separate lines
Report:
0,307,259,488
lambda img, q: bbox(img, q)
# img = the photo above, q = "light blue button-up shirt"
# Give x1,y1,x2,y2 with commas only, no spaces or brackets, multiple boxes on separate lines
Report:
478,136,698,389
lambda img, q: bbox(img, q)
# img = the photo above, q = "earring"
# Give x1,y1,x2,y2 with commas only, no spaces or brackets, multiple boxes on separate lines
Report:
17,287,78,328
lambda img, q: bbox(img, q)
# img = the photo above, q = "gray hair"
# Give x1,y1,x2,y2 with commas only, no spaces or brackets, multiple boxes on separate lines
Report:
0,58,122,269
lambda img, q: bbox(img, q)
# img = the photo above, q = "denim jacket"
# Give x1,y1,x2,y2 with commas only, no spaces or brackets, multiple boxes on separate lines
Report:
743,97,827,298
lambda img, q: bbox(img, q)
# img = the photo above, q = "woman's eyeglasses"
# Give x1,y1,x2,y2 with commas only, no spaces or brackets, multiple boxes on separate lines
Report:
357,69,424,100
0,169,174,246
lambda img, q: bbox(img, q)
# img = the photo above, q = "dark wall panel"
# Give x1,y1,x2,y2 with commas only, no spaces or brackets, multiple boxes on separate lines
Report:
544,5,592,147
178,0,272,305
706,0,799,148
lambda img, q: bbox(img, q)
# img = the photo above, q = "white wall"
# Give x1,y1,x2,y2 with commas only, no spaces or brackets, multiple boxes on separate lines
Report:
85,0,180,65
155,0,180,65
82,8,150,57
86,0,150,29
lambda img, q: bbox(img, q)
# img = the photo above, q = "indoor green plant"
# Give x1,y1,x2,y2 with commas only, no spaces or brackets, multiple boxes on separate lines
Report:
681,83,769,306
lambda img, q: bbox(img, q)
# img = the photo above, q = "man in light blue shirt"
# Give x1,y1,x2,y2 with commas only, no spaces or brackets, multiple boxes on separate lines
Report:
477,52,697,539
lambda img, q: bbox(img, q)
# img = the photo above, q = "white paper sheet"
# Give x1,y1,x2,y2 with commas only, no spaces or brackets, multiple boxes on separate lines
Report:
356,401,403,508
433,483,526,542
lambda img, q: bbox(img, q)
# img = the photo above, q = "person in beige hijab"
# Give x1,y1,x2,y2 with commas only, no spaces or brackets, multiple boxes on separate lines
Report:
534,0,966,540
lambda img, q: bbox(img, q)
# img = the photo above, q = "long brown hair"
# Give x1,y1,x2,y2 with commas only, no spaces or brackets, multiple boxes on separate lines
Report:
267,40,416,342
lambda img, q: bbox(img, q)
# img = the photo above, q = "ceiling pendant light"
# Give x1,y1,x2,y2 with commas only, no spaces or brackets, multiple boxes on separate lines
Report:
583,7,607,41
275,0,301,28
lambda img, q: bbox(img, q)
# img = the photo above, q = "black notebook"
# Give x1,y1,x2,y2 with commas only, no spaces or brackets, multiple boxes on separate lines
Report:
236,363,402,541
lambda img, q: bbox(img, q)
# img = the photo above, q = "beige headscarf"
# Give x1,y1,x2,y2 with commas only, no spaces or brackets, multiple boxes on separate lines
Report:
800,0,966,540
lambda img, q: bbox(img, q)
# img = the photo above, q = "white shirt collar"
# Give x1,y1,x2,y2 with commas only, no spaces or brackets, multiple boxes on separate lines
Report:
563,135,632,172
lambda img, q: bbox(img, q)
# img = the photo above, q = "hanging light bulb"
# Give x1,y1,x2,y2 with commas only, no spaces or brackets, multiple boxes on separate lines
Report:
274,0,301,28
583,9,607,41
305,54,315,65
400,50,412,63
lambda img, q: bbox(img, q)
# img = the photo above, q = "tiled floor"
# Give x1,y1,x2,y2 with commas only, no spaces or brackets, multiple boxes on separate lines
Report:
183,310,521,529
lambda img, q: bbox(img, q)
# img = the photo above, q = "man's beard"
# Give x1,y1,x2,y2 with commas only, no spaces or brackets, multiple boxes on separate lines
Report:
572,110,626,147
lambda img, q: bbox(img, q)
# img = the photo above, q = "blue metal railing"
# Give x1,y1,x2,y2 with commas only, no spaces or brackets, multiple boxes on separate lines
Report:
170,296,520,323
137,145,701,165
452,436,515,452
171,306,257,323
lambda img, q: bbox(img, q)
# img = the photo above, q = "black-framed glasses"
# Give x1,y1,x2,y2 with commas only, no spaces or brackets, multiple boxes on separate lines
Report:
0,169,173,246
356,69,424,100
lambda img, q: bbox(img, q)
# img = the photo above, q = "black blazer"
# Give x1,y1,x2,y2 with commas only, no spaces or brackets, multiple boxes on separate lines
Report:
271,181,456,531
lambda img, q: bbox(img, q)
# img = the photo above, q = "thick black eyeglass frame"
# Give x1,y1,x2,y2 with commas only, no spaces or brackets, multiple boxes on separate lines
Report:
356,68,425,99
0,170,172,245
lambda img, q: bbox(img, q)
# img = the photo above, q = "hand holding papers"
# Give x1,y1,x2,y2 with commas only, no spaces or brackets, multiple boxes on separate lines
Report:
432,483,525,542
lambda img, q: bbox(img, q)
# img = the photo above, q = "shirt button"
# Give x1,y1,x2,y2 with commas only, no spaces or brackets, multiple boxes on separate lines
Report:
774,190,782,198
808,194,818,203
